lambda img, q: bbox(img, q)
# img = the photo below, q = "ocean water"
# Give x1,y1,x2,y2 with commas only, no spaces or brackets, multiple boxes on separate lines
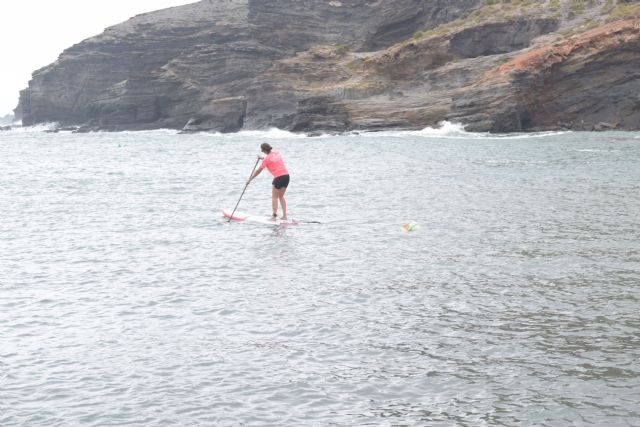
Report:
1,125,639,426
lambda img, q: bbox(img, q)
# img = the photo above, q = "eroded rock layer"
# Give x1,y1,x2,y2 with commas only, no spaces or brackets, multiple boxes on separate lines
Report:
15,0,640,132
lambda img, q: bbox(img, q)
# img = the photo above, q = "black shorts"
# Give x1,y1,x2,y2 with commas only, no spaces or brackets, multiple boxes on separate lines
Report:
272,174,290,189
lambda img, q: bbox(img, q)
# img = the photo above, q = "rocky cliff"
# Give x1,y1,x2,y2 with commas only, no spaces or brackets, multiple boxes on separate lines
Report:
15,0,640,132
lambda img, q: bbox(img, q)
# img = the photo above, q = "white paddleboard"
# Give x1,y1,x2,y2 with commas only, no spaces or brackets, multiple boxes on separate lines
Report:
222,209,299,225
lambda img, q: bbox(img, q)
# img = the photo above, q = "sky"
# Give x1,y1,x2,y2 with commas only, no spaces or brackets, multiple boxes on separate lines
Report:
0,0,197,116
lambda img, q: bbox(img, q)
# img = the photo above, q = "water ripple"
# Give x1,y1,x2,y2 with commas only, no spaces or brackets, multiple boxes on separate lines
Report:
1,131,639,425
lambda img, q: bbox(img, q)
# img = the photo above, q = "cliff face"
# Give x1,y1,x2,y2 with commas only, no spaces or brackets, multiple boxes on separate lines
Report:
17,1,256,130
493,20,640,131
15,0,640,132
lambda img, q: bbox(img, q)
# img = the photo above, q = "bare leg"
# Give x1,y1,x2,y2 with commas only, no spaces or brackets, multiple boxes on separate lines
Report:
278,187,288,219
271,186,278,220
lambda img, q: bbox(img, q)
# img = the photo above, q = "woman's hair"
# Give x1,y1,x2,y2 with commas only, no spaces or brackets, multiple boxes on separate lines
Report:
260,143,272,153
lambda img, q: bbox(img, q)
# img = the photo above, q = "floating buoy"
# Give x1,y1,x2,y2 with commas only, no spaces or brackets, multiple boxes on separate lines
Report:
402,222,420,232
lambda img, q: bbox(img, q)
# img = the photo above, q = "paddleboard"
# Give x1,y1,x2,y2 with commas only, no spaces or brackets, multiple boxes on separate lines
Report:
222,209,299,225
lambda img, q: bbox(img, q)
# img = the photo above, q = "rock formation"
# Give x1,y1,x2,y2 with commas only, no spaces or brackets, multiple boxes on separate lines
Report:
14,0,640,133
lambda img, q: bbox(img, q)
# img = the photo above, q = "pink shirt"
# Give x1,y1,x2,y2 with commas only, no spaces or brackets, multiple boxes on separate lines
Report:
261,150,289,178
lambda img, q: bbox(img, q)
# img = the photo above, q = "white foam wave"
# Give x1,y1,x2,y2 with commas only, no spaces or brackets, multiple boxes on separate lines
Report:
348,121,569,140
346,121,484,139
489,130,570,139
118,128,180,135
233,128,309,139
575,148,621,153
412,121,480,138
192,127,309,140
1,121,570,140
4,122,59,133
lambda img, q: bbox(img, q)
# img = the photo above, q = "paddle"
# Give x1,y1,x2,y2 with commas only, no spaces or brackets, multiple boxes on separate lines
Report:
228,157,261,222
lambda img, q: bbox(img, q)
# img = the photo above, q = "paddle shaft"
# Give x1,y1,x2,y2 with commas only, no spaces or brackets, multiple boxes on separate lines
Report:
228,157,261,222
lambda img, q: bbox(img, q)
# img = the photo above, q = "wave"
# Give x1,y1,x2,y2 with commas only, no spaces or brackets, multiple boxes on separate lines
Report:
118,128,180,135
350,121,569,139
403,121,482,138
227,123,570,140
488,130,570,139
3,122,59,133
117,127,307,138
230,128,309,139
2,121,570,140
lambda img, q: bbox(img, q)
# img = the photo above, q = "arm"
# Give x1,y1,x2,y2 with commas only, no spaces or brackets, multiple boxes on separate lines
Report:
247,166,264,185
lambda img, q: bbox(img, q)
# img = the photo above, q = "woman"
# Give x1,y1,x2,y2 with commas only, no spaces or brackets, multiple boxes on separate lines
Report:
246,143,290,220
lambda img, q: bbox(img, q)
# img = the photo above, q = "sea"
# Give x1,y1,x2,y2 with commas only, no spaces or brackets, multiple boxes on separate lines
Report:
1,123,639,426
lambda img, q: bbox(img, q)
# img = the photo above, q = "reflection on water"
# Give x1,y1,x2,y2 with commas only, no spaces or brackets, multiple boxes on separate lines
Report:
1,130,639,426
